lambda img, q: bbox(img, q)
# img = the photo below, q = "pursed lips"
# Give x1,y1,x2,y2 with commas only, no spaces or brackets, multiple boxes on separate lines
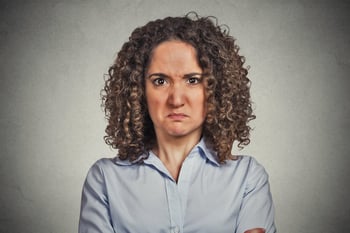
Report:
167,113,188,120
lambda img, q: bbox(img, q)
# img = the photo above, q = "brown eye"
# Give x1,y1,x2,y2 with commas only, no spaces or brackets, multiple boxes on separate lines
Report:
187,77,202,84
153,77,167,86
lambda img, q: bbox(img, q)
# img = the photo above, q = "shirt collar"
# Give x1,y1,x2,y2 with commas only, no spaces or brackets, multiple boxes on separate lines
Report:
113,153,148,166
196,138,220,166
113,137,220,166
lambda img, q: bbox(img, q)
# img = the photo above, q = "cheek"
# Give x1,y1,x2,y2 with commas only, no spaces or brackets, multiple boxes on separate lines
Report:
199,92,208,117
146,91,164,117
145,86,155,106
192,90,206,108
189,91,207,119
147,94,162,107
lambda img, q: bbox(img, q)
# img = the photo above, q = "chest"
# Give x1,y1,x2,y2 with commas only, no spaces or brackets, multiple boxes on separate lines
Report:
106,162,246,233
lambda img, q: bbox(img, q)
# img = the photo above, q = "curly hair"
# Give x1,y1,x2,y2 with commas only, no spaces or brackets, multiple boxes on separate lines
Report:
102,12,255,163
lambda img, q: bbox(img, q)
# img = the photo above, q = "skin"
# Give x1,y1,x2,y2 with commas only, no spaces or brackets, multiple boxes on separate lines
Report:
244,228,265,233
145,40,206,181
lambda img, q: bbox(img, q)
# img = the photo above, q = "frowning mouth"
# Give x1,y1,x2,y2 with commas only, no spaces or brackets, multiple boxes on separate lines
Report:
167,113,188,120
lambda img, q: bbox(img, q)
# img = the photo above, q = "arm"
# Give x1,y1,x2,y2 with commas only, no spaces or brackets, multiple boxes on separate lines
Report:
78,161,115,233
244,228,266,233
236,158,276,233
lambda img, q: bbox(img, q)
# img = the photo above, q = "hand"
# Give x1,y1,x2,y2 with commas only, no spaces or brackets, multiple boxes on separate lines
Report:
244,228,266,233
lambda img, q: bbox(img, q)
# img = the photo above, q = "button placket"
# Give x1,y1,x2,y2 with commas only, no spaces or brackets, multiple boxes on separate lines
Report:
165,179,183,233
165,148,199,233
171,225,180,233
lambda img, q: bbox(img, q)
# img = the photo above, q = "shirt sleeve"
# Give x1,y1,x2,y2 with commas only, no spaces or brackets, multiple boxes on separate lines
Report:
236,157,276,233
78,160,116,233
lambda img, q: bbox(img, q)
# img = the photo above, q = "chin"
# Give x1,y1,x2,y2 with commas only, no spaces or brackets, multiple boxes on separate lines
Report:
168,132,188,137
167,129,200,139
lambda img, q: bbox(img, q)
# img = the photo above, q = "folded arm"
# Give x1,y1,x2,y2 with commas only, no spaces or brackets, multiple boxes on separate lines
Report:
245,228,265,233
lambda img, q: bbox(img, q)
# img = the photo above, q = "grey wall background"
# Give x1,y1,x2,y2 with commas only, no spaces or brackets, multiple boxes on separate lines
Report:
0,0,349,232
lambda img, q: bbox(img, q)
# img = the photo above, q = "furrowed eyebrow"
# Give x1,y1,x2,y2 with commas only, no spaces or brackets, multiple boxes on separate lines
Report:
147,72,203,79
146,73,169,79
183,73,203,78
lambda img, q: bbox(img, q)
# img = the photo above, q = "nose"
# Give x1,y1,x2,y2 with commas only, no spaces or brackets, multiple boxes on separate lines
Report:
167,83,185,108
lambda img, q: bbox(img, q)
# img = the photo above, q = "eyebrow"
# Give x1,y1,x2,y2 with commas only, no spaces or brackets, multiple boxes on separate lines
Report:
183,73,203,78
146,72,203,79
146,73,168,79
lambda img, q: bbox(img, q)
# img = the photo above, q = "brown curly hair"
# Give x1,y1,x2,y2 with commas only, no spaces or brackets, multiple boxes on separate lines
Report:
102,12,255,163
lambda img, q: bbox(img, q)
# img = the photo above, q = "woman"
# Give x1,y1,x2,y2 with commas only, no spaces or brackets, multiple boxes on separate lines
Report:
79,13,276,233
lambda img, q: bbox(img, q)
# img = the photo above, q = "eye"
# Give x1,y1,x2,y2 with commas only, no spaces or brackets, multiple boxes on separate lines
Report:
187,76,202,85
152,77,168,86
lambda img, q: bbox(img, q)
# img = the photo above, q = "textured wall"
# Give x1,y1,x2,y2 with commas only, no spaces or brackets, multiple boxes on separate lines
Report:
0,0,349,232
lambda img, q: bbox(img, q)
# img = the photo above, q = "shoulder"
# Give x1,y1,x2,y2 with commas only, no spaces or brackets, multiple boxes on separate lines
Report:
223,155,269,183
83,158,115,182
84,157,145,185
88,158,116,173
224,155,266,171
85,157,131,182
235,156,270,193
240,156,267,174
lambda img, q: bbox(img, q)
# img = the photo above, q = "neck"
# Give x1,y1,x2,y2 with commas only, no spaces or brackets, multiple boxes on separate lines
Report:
153,133,201,181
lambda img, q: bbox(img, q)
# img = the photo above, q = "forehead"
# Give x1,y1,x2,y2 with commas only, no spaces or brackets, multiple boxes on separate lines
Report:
147,40,202,75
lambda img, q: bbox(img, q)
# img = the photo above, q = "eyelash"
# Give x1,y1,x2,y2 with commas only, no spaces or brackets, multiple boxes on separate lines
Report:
152,77,167,86
187,77,202,84
151,77,202,86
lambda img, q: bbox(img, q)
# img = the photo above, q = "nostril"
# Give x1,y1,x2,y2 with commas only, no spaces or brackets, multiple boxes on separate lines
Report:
167,87,185,107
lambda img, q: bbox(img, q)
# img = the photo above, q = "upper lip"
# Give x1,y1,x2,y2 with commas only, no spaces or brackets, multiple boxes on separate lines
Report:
168,113,188,117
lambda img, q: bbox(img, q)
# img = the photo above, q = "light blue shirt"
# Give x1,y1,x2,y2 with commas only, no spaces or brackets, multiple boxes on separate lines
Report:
79,139,276,233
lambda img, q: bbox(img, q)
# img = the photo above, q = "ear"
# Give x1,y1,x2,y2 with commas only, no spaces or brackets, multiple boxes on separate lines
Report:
244,228,266,233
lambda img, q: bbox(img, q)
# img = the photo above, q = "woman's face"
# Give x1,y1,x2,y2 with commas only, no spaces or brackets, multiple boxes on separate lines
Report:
145,40,206,141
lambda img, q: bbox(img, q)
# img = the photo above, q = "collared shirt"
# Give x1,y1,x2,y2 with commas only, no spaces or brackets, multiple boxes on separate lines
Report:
79,139,276,233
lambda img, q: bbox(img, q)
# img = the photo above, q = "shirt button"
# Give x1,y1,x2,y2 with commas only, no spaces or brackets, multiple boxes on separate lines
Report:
171,226,180,233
